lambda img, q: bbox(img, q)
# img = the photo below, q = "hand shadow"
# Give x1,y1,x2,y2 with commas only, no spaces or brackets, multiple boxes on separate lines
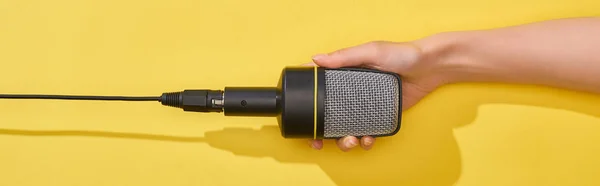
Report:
203,125,461,186
1,83,598,186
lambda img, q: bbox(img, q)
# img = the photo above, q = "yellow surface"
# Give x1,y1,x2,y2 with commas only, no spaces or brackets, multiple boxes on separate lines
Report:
1,0,600,185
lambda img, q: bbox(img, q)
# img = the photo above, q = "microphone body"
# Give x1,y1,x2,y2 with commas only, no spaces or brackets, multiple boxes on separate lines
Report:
161,66,402,139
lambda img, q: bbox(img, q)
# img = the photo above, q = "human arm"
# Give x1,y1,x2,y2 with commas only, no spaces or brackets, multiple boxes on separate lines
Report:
420,17,600,94
309,17,600,151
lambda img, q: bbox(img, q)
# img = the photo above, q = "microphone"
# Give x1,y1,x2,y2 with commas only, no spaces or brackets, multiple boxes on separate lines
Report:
159,66,403,139
0,66,402,139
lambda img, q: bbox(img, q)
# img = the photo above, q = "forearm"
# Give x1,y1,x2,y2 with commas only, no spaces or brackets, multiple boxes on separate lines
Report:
419,17,600,93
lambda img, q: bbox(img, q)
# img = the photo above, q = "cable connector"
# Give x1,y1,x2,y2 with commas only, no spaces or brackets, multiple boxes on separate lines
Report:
160,90,223,112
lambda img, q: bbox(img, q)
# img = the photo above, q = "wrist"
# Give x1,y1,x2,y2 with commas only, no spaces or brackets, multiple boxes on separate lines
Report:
412,31,483,85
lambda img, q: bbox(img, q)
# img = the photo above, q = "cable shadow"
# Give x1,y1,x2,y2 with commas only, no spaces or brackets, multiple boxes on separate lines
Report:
0,115,463,186
0,83,599,186
0,129,207,143
0,124,461,186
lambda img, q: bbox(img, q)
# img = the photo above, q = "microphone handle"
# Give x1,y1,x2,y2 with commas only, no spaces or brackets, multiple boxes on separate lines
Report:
159,87,282,116
222,87,280,116
160,66,323,139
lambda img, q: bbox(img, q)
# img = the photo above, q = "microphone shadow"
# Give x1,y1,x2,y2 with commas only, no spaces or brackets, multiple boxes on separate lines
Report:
1,84,599,186
203,125,462,186
0,125,462,186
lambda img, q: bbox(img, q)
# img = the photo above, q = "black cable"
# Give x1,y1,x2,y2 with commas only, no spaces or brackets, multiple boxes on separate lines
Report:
0,94,160,101
0,90,224,112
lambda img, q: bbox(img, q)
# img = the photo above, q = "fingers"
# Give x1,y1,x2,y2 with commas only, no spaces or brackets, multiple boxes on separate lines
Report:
337,136,359,151
308,136,375,151
360,136,375,150
307,42,387,152
337,136,375,151
307,44,382,152
309,139,323,150
305,42,399,152
311,41,391,69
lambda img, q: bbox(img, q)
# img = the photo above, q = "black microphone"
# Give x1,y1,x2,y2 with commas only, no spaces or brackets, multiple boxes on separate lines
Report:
0,66,402,139
159,66,403,139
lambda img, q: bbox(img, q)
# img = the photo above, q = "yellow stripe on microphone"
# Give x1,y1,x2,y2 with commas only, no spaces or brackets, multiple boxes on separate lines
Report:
313,66,318,139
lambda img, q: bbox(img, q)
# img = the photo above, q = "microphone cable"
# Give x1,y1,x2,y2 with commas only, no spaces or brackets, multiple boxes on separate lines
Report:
0,94,161,101
0,90,225,112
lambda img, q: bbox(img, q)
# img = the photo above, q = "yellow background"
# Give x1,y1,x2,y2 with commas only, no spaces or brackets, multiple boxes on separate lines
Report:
1,0,600,185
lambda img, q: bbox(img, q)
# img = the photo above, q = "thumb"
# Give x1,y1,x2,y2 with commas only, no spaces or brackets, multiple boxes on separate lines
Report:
311,41,388,69
311,41,423,76
313,41,396,68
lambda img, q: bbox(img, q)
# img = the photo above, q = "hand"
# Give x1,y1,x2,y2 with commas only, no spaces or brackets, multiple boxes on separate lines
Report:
308,41,452,151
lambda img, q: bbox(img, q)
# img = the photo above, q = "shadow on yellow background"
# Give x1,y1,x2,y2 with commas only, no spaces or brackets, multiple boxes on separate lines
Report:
1,83,598,186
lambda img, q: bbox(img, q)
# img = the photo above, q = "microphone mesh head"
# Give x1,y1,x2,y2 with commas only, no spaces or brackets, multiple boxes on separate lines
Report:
324,69,401,138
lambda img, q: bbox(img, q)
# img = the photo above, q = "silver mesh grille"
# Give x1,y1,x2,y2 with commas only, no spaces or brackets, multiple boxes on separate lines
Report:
323,70,400,138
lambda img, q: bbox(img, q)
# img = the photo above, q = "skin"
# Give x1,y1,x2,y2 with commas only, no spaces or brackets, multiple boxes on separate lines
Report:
307,17,600,151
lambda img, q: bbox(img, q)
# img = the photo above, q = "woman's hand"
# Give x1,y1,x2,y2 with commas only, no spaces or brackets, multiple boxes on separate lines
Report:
308,18,600,151
308,40,454,151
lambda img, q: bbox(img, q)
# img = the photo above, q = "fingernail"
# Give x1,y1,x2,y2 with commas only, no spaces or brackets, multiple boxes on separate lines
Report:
344,138,357,148
312,54,327,61
364,138,373,146
312,142,322,150
309,140,322,150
